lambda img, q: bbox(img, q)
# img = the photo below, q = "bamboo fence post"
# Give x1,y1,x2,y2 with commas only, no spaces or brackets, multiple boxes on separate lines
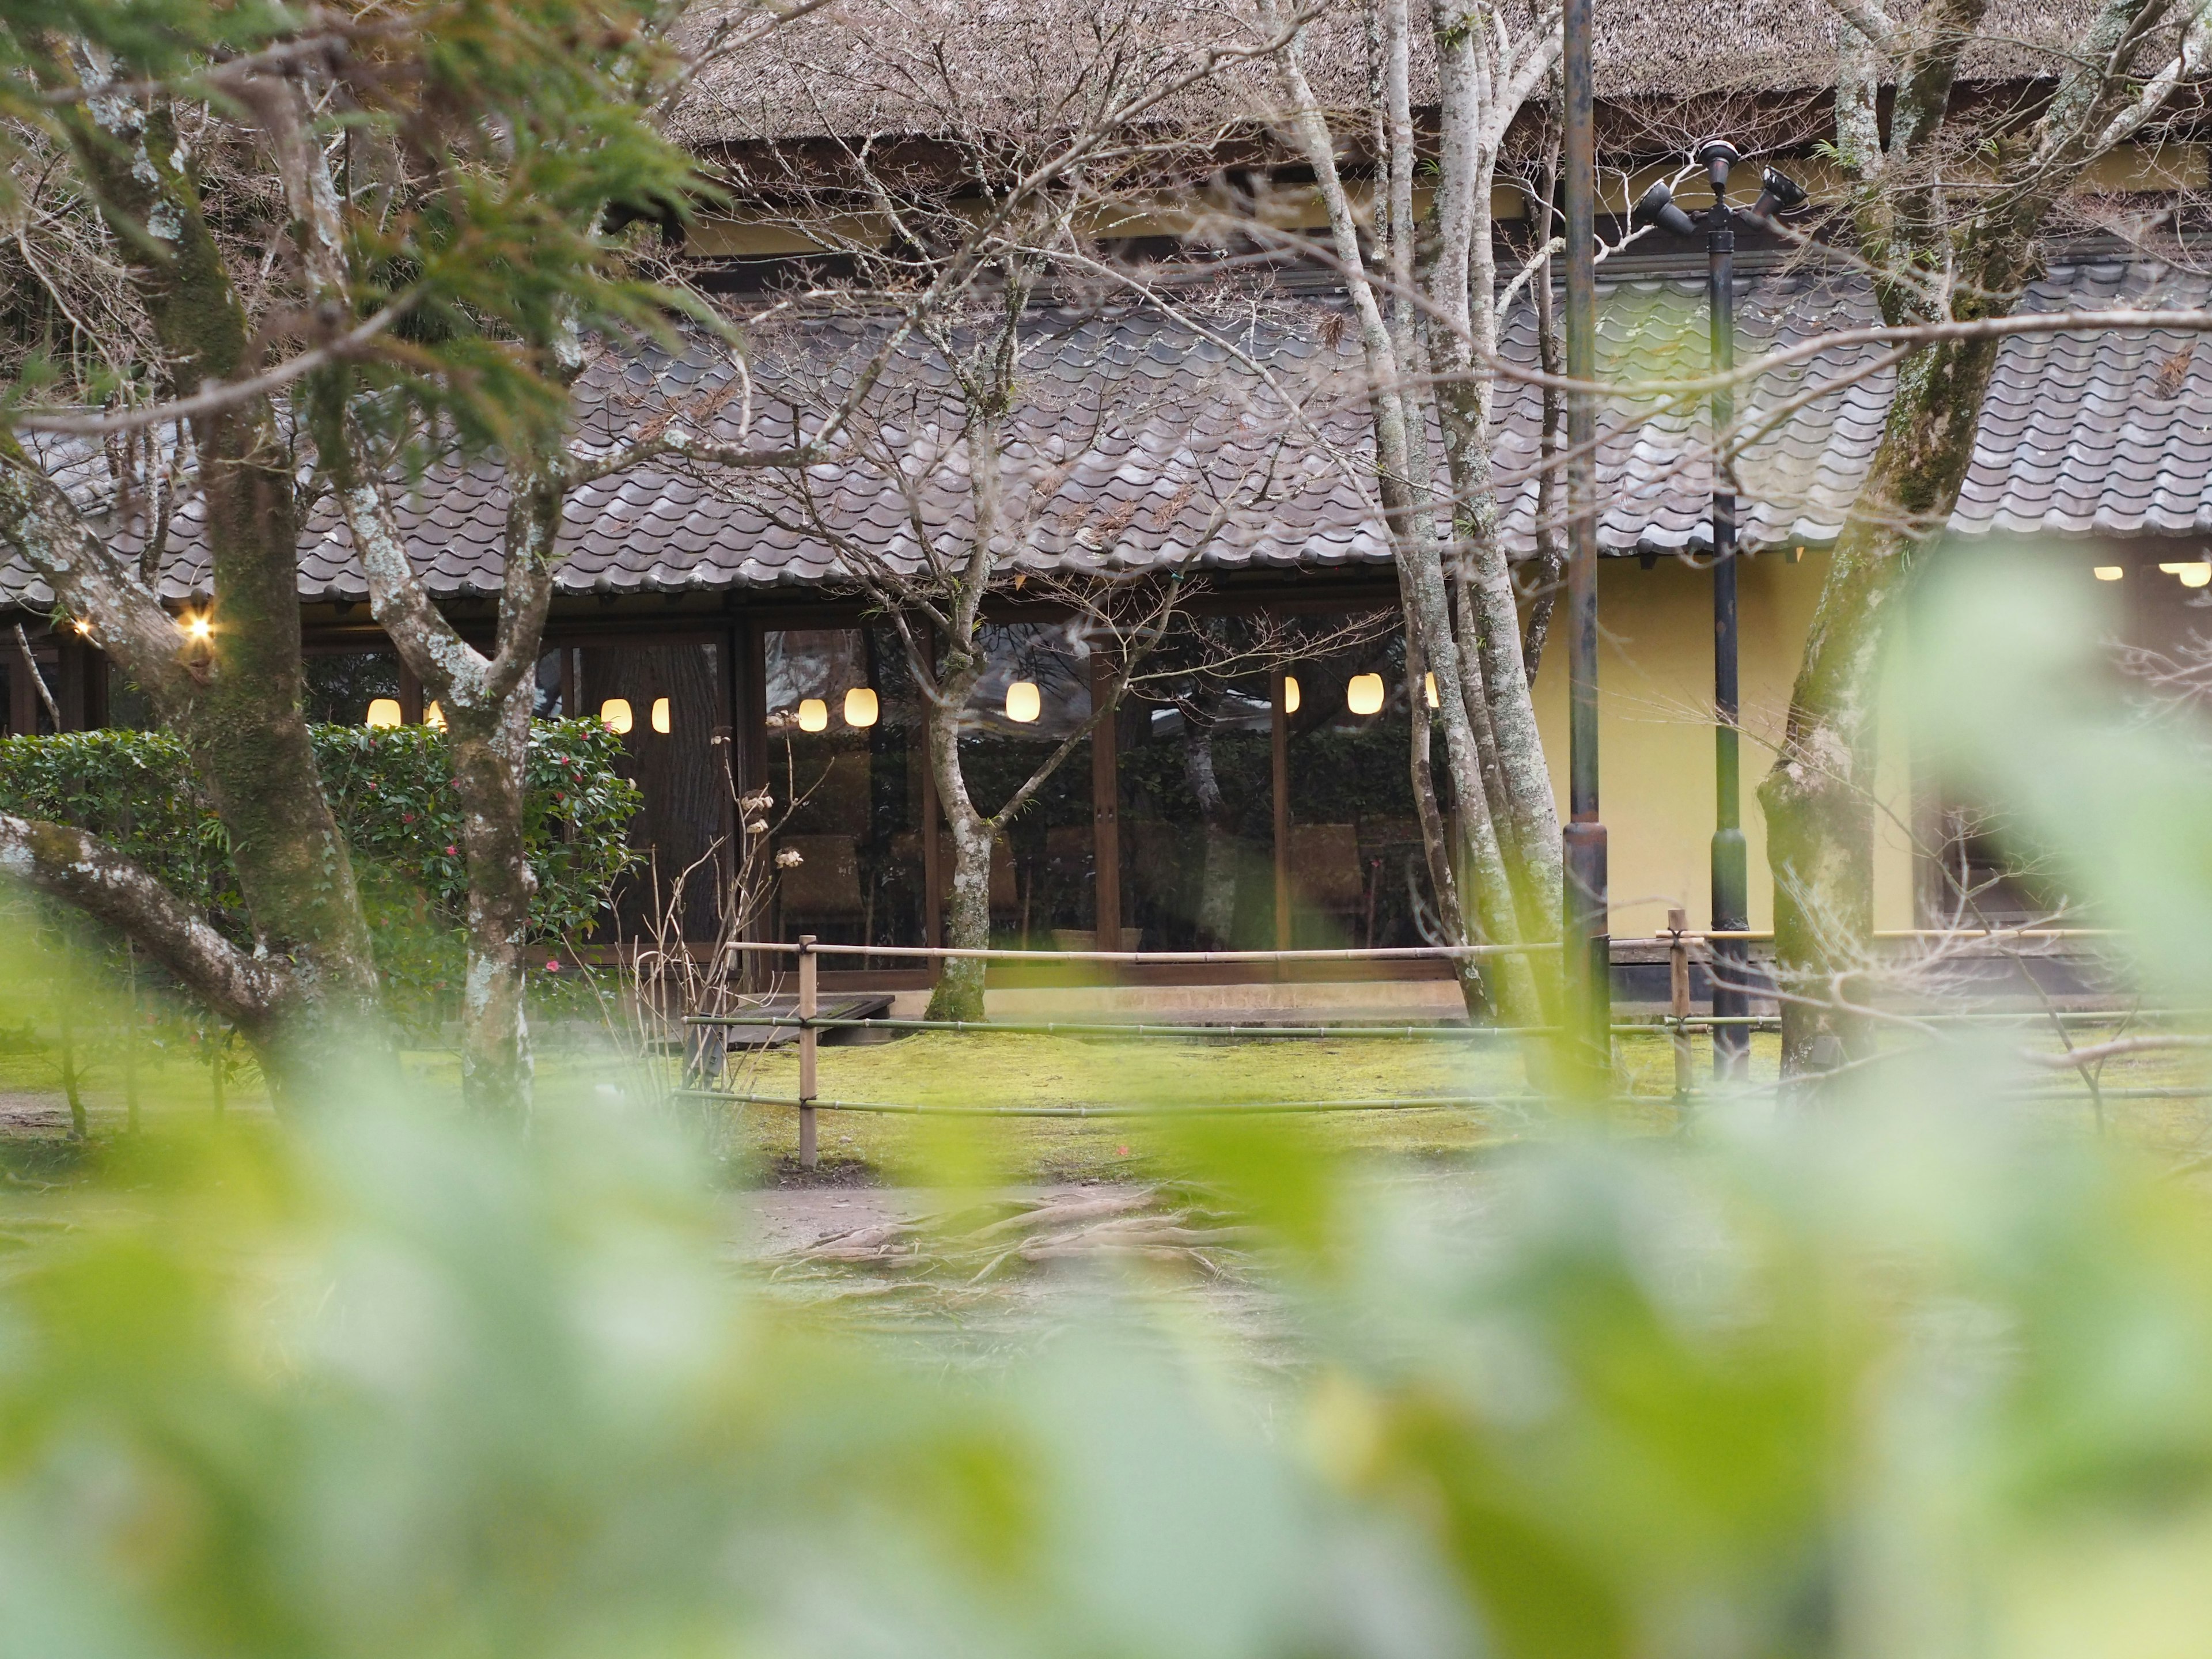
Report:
1668,906,1692,1101
797,933,818,1169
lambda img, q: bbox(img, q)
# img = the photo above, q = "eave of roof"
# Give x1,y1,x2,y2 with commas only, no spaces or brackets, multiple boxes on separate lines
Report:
6,256,2210,616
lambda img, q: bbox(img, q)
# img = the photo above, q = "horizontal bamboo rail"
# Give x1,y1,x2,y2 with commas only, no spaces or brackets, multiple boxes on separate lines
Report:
706,933,2152,1166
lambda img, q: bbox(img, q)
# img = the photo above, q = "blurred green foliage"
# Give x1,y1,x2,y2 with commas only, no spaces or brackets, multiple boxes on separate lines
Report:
0,719,639,1025
3,554,2212,1659
1,0,711,442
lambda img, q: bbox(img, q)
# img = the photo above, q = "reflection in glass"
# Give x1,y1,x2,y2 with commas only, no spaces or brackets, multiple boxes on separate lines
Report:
580,643,725,940
1116,623,1271,952
1278,623,1435,948
957,623,1094,945
302,651,400,726
765,628,926,952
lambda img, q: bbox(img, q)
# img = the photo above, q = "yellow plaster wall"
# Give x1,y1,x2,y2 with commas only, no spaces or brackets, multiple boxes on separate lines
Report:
1528,551,1917,938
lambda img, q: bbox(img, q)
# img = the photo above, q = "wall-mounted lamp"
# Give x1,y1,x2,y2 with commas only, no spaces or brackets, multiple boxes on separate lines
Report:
1005,680,1041,724
366,699,402,728
1281,675,1301,715
651,696,672,734
182,612,213,642
600,698,634,734
2160,561,2212,589
1346,673,1385,716
844,687,880,728
797,698,829,732
2094,566,2126,581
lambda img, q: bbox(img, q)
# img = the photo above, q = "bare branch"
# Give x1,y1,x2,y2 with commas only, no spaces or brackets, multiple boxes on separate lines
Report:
6,298,416,437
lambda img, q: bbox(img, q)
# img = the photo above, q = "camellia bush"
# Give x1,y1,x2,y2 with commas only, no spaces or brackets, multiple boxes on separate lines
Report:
0,719,641,1025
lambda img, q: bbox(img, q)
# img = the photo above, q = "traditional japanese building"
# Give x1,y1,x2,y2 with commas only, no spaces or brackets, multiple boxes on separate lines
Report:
7,5,2210,1006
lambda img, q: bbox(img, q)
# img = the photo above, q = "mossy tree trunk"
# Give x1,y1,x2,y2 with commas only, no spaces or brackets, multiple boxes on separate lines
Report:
1758,0,2183,1075
338,440,567,1122
0,85,383,1104
1759,336,1999,1072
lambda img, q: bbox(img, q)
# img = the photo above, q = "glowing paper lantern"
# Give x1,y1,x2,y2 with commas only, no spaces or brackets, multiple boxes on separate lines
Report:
1346,672,1385,716
651,696,672,734
424,701,446,731
2161,560,2212,589
1282,675,1301,714
600,698,634,734
365,698,402,729
797,698,829,732
1423,671,1440,708
844,687,880,728
1005,680,1041,724
183,613,212,641
2093,566,2124,581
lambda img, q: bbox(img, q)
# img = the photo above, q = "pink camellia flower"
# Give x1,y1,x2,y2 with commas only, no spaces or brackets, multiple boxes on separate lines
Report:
546,959,561,972
445,844,458,855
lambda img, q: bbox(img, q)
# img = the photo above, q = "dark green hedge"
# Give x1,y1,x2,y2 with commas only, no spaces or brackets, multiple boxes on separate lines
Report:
0,721,642,1022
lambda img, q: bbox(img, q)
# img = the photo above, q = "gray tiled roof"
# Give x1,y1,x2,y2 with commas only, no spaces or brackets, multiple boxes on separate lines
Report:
6,259,2210,613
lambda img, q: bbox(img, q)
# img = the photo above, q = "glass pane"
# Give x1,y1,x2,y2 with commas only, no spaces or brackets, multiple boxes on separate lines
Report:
1279,619,1434,948
764,626,927,952
1116,618,1274,950
578,641,726,942
958,622,1094,946
302,651,402,725
533,649,566,718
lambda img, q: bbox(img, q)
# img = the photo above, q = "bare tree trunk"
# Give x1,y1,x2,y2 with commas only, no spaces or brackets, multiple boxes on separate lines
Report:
923,651,992,1022
1407,643,1488,1014
1759,335,1999,1073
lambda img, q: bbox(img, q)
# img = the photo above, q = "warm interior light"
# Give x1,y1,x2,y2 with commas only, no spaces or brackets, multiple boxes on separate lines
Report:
2162,560,2212,589
797,698,829,733
600,698,634,734
72,618,92,636
1282,675,1301,715
183,613,212,641
1423,671,1440,709
1346,672,1385,717
1005,680,1041,724
651,696,671,734
2093,566,2126,581
424,701,446,731
365,698,402,729
844,687,880,728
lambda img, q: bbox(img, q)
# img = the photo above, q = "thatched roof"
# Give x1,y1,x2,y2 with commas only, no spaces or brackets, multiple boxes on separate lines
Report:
664,0,2110,150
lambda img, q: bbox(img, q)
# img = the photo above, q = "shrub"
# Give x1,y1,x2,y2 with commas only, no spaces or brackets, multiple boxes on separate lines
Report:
0,721,642,1025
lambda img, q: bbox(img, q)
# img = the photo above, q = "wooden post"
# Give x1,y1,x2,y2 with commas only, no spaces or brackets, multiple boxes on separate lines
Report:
1090,648,1121,951
397,663,424,726
7,641,39,735
1272,666,1291,951
1668,905,1692,1101
797,933,819,1169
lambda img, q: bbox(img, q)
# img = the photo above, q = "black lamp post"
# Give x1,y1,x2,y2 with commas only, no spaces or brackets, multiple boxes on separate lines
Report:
1635,145,1804,1081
